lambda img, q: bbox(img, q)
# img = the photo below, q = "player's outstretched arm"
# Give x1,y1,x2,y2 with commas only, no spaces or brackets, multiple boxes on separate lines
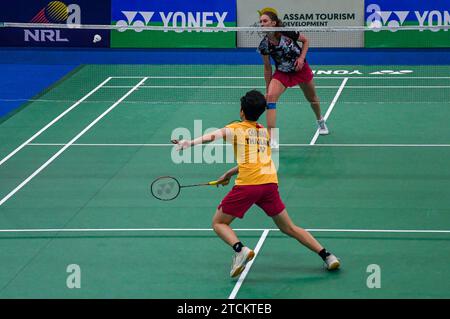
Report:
172,128,227,150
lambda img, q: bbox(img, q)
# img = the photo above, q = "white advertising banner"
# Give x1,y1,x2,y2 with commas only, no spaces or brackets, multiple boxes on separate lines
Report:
237,0,364,48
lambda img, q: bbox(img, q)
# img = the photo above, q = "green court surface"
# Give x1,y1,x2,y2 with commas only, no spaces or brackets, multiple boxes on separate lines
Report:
0,65,449,298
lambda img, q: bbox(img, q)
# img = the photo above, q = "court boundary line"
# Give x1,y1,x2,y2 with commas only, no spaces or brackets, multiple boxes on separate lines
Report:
26,143,450,148
0,77,112,168
310,77,348,145
0,228,449,233
4,100,448,106
0,77,148,207
110,76,450,79
102,85,450,89
229,229,270,300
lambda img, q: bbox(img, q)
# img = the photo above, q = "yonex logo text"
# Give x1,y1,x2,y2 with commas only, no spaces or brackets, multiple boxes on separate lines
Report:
115,11,229,33
367,4,450,32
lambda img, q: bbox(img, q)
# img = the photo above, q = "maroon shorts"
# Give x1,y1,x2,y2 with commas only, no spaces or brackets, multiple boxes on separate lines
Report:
218,183,285,219
272,62,314,87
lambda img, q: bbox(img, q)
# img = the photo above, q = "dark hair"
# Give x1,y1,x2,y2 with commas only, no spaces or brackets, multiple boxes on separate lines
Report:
240,90,267,121
261,11,283,27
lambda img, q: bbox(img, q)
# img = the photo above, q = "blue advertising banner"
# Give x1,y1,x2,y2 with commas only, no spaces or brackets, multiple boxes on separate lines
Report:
0,0,111,47
111,0,237,48
365,0,450,47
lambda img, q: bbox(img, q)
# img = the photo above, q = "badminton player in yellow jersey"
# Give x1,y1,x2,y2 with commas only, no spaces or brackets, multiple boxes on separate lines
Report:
173,90,340,278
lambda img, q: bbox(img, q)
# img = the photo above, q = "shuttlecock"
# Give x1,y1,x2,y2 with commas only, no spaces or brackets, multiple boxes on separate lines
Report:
93,34,102,43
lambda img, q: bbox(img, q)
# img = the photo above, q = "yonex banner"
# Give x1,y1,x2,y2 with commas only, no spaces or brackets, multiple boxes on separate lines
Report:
236,0,364,48
0,0,110,47
365,0,450,47
111,0,237,48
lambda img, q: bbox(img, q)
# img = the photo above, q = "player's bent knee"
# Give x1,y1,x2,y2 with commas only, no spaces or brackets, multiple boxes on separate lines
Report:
266,92,281,103
212,219,225,232
212,209,222,226
280,225,296,236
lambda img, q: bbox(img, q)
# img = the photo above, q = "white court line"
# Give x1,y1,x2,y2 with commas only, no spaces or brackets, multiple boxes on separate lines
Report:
110,76,450,79
0,228,448,233
27,143,174,147
337,86,450,89
3,100,446,106
28,143,174,147
283,144,450,147
0,78,148,207
310,78,348,145
229,229,270,300
112,76,264,79
6,100,447,107
26,143,450,148
103,85,341,89
102,85,450,89
0,77,112,168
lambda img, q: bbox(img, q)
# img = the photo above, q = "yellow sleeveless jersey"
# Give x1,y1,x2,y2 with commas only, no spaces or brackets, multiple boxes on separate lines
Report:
225,121,278,185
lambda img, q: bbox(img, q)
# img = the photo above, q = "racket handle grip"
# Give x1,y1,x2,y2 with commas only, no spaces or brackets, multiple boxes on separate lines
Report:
208,181,219,185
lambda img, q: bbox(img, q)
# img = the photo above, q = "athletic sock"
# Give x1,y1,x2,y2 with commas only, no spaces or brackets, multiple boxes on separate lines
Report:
318,248,331,261
232,242,244,253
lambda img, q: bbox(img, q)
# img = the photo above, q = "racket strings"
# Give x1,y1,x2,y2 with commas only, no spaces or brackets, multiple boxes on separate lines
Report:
151,177,180,200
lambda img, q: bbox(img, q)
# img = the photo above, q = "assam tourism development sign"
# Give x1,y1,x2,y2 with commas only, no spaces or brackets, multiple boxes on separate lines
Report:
236,0,364,48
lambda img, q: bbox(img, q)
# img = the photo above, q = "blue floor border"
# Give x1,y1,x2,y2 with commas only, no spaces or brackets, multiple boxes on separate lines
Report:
0,64,78,118
1,47,450,65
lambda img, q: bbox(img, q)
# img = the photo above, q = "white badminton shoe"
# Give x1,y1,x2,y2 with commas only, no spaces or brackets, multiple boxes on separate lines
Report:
230,247,255,278
317,119,329,135
324,254,341,270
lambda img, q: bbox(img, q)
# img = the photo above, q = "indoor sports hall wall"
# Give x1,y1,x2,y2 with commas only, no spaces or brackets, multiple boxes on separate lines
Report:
1,0,449,48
